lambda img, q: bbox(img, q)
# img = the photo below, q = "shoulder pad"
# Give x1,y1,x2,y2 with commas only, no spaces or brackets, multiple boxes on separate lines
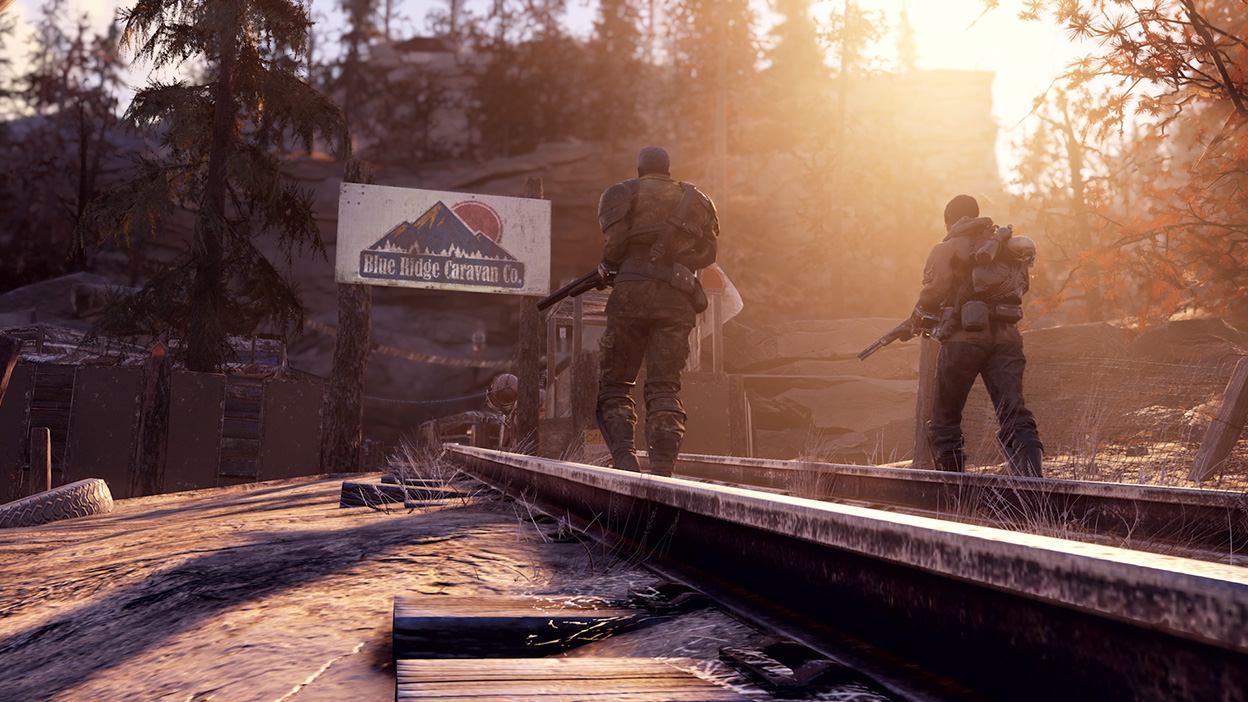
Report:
693,187,719,237
598,179,639,232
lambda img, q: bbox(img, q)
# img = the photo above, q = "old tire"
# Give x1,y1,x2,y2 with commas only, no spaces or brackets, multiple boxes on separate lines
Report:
0,478,114,529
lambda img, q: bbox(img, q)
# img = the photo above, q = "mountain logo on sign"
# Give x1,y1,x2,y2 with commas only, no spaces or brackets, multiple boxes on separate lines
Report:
368,201,518,261
358,199,526,290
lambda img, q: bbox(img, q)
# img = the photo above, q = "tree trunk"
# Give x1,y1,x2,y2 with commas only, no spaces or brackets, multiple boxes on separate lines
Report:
1059,96,1102,321
912,335,938,469
0,334,20,407
130,343,171,497
187,1,239,372
322,159,376,473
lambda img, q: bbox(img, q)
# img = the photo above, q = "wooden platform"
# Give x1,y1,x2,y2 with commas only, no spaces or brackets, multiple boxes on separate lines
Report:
393,595,657,658
396,658,749,701
339,481,467,507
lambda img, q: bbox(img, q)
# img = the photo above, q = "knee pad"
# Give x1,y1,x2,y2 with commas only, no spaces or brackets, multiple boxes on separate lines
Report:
645,392,685,418
596,388,635,420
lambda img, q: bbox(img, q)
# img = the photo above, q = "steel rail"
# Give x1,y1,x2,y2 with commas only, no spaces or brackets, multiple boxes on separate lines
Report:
446,445,1248,702
664,452,1248,560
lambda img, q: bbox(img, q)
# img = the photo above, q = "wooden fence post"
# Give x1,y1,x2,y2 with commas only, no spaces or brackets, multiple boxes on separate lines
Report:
131,342,171,497
30,427,50,495
570,350,599,454
912,336,938,470
322,159,376,473
1189,356,1248,483
0,333,20,407
514,176,545,454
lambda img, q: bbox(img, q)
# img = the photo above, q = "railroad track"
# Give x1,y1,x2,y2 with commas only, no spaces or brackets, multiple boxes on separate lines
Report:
669,452,1248,564
444,445,1248,702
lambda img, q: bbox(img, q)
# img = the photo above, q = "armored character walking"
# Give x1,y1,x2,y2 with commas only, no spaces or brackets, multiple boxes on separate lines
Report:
912,194,1043,477
595,147,719,476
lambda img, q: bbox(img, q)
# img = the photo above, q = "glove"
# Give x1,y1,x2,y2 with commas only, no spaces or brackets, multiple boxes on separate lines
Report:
595,262,616,289
898,306,938,342
911,306,939,336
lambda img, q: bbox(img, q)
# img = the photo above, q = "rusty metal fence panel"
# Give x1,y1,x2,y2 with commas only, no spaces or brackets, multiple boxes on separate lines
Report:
65,367,142,498
164,371,226,493
1,362,335,502
258,379,326,481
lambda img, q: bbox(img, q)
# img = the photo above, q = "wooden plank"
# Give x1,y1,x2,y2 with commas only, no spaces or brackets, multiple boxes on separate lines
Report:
396,658,746,701
30,364,75,479
912,335,938,469
0,363,32,502
29,426,50,495
0,333,20,407
1190,356,1248,482
393,596,656,659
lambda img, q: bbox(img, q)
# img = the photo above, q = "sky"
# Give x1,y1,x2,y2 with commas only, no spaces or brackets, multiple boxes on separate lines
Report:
6,0,1091,175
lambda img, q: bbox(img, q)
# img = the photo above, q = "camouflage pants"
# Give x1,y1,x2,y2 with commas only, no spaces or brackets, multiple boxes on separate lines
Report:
927,341,1042,457
596,313,694,443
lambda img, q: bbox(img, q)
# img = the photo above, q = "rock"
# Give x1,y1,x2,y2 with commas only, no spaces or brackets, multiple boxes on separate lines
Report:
764,344,921,380
0,272,113,329
752,428,811,460
1022,321,1129,359
1127,318,1248,362
798,418,914,465
746,393,812,432
773,378,917,434
728,318,911,371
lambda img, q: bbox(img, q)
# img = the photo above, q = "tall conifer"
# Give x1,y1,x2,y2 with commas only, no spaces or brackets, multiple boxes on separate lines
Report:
83,0,347,371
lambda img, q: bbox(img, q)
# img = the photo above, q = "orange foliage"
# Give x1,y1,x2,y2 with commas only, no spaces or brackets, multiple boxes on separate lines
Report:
1004,0,1248,326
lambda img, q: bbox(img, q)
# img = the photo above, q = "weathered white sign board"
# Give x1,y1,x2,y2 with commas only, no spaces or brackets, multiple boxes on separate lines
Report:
336,183,551,296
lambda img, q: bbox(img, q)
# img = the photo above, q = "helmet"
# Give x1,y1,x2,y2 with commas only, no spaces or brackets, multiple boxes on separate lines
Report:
1006,235,1037,266
486,373,518,411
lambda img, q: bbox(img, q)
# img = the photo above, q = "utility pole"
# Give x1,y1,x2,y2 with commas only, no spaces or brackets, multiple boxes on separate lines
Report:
713,2,728,200
828,0,851,318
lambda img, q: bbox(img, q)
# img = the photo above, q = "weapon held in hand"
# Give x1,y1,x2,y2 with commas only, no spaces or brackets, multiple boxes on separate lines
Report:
536,266,610,312
857,318,919,361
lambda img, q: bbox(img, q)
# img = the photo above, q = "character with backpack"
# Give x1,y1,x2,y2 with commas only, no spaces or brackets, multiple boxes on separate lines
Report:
908,194,1044,477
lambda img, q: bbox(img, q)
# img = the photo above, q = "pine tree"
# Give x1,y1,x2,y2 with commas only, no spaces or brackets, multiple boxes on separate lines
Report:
581,0,648,143
463,0,584,157
895,0,918,73
756,0,831,150
662,0,760,155
82,0,348,371
0,0,125,291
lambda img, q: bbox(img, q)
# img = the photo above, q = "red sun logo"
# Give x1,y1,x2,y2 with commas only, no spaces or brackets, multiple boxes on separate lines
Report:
452,201,503,242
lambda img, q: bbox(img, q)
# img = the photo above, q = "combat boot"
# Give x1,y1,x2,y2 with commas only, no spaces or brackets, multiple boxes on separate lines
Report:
646,432,681,477
933,449,965,473
1009,445,1044,478
598,415,640,472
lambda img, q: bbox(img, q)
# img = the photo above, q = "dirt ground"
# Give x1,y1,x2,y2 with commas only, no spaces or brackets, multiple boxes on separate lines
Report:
0,474,894,702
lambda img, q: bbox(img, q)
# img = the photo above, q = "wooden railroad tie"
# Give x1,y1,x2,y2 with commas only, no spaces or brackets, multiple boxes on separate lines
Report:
392,595,661,659
395,657,749,701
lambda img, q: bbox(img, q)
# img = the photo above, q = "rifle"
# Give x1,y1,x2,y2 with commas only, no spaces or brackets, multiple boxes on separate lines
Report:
536,266,609,312
857,318,918,361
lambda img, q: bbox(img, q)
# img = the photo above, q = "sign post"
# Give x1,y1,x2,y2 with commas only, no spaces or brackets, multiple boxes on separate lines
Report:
335,179,552,455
